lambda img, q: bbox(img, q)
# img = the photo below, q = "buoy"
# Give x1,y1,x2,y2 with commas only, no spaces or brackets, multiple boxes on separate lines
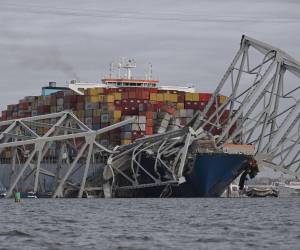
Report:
14,192,21,202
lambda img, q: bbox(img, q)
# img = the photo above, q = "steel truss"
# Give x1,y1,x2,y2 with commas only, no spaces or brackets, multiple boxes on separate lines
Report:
102,126,210,197
0,35,298,198
103,36,300,196
192,35,300,178
0,110,135,198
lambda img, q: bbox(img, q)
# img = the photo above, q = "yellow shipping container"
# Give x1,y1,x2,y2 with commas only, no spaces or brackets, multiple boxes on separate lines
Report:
114,92,122,100
163,93,168,101
219,95,228,104
113,117,121,123
177,103,184,109
192,93,199,101
107,95,114,103
150,93,157,101
86,95,99,103
157,94,164,102
93,109,101,116
108,103,115,111
78,110,85,118
185,92,193,101
88,88,104,96
163,93,178,102
170,94,178,102
121,139,132,145
32,101,37,109
99,95,105,102
114,110,122,118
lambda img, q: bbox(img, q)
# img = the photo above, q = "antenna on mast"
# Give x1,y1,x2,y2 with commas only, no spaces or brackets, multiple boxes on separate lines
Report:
148,63,153,80
109,62,114,78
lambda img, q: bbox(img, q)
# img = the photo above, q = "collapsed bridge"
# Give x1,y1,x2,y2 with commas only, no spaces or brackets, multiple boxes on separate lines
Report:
0,35,299,198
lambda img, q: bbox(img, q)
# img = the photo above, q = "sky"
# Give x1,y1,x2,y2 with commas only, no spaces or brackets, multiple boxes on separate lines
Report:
0,0,299,177
1,0,300,110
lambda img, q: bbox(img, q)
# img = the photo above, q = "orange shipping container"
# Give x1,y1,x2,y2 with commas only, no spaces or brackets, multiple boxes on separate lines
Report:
146,111,153,119
146,127,153,135
146,119,153,126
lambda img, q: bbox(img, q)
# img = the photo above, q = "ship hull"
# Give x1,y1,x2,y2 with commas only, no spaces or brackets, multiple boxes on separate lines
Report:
114,153,252,198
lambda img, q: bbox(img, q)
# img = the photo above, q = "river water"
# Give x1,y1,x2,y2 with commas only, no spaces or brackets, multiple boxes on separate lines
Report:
0,198,299,250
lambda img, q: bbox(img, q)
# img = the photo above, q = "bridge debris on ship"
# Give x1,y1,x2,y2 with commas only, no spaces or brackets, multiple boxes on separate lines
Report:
0,35,299,198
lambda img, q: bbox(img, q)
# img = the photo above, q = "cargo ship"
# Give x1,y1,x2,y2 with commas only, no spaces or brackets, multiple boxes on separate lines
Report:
0,59,258,197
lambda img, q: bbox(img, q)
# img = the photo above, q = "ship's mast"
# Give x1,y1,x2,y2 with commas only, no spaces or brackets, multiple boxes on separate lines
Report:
122,59,136,79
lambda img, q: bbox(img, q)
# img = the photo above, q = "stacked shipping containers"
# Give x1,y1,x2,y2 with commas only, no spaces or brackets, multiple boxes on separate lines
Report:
0,86,230,148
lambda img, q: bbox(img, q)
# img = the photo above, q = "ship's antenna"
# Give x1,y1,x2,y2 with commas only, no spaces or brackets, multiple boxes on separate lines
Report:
148,63,153,80
118,60,122,78
109,62,114,78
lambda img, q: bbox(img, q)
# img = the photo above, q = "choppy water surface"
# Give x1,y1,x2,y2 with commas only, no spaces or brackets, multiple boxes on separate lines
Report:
0,198,299,250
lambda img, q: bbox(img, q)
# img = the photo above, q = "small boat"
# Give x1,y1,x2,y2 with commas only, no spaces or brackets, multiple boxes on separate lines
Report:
246,186,279,197
277,181,300,197
21,191,38,199
221,183,240,198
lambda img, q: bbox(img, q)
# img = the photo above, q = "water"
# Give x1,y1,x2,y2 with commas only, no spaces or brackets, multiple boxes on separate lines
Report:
0,198,299,250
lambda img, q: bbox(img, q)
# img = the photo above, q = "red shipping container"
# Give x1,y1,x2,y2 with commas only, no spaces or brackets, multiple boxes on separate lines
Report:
19,103,29,110
77,95,85,102
37,105,50,114
184,101,193,109
93,116,101,124
77,102,85,110
142,90,149,100
149,88,158,93
157,102,164,109
114,100,122,107
128,91,136,99
178,94,185,103
199,93,212,102
220,110,230,123
145,104,154,111
122,92,129,99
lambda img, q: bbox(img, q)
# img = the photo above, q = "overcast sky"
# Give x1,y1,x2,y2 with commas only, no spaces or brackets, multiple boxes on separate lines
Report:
1,0,300,111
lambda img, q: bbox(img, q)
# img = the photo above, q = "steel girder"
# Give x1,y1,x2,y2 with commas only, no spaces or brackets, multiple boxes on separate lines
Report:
192,35,300,178
0,110,135,197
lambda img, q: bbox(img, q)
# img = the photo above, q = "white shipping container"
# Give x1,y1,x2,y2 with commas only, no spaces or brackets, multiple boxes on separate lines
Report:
179,109,187,117
160,119,169,128
139,124,146,131
57,98,64,106
56,106,64,112
138,116,146,124
132,123,140,130
186,109,194,117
